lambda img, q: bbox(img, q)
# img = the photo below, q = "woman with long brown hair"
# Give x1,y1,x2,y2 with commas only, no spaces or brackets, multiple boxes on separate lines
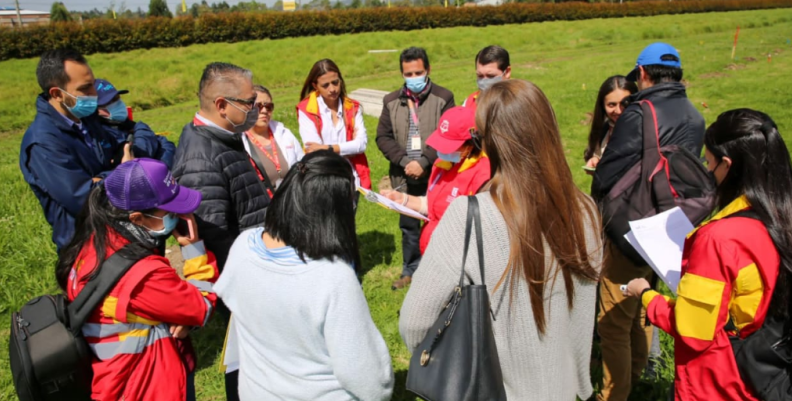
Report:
296,59,370,189
399,79,603,400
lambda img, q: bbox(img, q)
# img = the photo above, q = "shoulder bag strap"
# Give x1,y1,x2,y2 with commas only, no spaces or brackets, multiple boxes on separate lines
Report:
457,196,476,287
67,246,146,334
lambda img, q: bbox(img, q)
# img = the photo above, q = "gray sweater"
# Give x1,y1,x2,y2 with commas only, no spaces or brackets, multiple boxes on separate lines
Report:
399,193,603,400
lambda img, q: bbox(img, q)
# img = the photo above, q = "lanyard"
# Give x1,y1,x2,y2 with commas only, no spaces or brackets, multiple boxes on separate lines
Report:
245,129,282,175
407,98,420,126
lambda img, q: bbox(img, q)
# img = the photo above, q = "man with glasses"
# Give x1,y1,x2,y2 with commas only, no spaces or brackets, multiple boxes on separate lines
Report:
376,47,455,290
20,48,133,250
172,61,269,401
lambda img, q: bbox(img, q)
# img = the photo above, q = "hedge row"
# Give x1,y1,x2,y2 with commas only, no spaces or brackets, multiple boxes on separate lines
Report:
1,0,791,60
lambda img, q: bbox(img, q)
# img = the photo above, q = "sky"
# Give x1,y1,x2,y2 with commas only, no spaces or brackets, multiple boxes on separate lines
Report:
1,0,278,12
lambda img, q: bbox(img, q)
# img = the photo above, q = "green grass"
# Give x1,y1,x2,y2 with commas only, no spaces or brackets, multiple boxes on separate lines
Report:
1,7,792,401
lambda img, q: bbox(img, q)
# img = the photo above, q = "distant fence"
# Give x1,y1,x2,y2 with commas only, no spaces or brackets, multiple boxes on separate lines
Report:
1,0,791,61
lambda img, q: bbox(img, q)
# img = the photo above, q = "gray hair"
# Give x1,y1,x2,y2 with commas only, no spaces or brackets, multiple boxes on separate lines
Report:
198,62,253,111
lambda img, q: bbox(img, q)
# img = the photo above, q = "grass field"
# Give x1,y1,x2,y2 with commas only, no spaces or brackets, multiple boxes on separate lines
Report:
1,7,792,401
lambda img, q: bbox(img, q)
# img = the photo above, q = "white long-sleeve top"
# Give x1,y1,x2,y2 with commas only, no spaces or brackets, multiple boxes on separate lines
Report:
216,228,394,401
298,95,367,157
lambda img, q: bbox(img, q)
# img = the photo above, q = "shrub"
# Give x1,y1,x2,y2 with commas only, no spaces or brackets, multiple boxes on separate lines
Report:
1,0,790,61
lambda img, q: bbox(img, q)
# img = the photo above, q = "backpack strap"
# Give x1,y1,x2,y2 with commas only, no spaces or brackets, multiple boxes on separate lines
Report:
66,246,147,335
638,100,678,213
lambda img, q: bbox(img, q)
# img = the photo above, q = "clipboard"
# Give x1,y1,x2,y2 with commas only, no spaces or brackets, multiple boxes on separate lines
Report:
358,187,429,222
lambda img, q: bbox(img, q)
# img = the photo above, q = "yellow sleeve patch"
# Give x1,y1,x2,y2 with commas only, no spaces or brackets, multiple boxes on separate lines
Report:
183,254,216,282
675,273,725,341
730,263,764,331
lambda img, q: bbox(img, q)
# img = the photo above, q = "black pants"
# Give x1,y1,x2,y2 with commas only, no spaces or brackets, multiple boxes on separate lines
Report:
400,182,427,277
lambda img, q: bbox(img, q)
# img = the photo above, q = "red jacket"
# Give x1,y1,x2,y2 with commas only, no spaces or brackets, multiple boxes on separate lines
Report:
462,91,479,110
296,92,371,189
643,196,779,401
419,153,490,254
66,230,218,401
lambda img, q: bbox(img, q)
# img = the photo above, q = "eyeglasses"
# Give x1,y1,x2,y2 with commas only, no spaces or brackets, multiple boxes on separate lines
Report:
224,96,258,108
256,102,275,112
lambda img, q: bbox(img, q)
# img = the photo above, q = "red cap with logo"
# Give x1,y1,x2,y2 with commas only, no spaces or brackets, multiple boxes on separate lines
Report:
426,106,477,154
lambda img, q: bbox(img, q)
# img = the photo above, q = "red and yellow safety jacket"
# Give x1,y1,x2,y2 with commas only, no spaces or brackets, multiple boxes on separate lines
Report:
66,229,218,401
296,92,371,189
462,91,479,110
419,153,490,254
643,196,779,401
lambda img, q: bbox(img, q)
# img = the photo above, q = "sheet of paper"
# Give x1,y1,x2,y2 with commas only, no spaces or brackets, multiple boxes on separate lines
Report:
221,315,240,373
624,207,693,295
358,187,429,221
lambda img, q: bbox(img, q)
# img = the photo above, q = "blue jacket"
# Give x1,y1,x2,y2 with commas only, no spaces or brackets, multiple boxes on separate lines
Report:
20,95,123,250
102,120,176,169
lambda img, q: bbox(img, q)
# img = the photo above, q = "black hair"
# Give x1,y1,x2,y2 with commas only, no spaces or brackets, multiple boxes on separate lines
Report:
705,109,792,324
253,84,272,99
263,150,361,270
475,45,510,72
36,48,88,99
583,75,638,161
641,64,683,84
399,47,430,73
56,184,155,291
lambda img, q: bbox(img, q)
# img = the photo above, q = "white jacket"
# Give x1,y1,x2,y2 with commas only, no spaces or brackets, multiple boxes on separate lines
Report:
271,120,305,167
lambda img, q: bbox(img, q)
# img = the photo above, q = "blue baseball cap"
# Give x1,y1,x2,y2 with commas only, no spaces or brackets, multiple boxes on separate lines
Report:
94,78,129,107
626,43,682,81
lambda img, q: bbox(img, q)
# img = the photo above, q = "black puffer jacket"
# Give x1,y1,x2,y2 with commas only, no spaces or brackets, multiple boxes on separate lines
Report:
172,123,269,269
592,82,705,201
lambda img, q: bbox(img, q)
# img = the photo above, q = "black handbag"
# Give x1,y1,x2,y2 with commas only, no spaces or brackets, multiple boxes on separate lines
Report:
406,196,507,401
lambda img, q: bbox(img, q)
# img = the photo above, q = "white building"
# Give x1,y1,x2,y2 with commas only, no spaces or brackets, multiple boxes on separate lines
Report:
0,8,50,27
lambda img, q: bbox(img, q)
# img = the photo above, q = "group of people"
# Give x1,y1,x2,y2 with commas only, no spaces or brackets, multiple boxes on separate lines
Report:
17,39,792,401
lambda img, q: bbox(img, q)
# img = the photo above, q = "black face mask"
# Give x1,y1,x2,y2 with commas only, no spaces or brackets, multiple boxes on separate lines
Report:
707,161,721,187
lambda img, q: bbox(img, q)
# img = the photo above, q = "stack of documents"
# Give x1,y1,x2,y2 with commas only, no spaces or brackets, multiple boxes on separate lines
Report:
624,207,695,295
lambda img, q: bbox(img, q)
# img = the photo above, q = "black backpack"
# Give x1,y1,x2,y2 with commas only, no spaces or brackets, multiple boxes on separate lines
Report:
599,99,716,266
725,210,792,401
9,247,143,401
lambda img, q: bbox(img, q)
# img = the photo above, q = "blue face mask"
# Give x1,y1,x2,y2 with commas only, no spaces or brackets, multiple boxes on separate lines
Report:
143,213,179,237
60,88,98,119
105,100,128,122
437,151,462,163
404,75,428,93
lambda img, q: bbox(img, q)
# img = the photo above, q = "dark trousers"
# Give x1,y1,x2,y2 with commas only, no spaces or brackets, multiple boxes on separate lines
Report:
400,182,427,277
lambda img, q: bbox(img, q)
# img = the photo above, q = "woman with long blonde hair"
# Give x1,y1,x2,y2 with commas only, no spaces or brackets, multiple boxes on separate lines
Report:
400,79,603,400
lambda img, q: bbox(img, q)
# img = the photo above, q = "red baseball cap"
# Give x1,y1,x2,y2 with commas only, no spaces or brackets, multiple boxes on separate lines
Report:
426,106,476,154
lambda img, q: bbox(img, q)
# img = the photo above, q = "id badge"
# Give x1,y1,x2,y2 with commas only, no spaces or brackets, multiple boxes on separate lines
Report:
411,137,421,150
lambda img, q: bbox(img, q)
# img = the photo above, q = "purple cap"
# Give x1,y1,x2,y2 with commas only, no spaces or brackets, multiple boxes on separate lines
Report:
94,78,129,107
105,158,202,214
